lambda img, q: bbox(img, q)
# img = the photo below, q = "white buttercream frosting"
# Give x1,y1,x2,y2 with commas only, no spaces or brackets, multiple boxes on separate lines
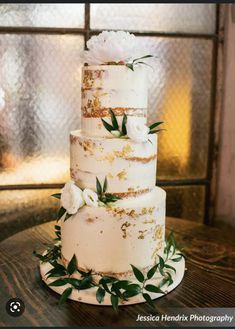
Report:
70,130,157,195
81,65,148,137
60,50,166,277
61,187,166,274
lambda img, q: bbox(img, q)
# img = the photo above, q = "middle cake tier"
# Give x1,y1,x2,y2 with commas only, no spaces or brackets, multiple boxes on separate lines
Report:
70,130,158,197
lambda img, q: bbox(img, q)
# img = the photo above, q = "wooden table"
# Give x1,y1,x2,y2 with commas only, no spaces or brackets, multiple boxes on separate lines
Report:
0,217,235,327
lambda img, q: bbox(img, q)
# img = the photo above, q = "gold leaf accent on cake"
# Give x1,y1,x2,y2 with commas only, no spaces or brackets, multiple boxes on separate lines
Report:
107,204,155,218
141,207,155,215
138,230,148,240
70,134,79,145
94,69,105,79
114,144,133,158
143,219,155,224
117,170,127,180
113,188,150,198
83,70,94,88
107,173,114,179
78,140,96,155
125,154,157,163
97,144,134,164
107,207,136,218
98,153,115,164
82,87,103,92
151,241,164,261
82,69,105,89
121,221,131,238
128,210,136,217
82,107,147,118
153,225,164,241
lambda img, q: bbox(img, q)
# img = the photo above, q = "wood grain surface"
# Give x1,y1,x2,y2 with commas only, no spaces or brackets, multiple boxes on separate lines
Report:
0,217,235,327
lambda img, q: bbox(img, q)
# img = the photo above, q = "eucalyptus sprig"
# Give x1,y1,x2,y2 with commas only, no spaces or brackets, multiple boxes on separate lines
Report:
126,55,154,71
96,176,121,205
51,193,71,222
101,109,127,138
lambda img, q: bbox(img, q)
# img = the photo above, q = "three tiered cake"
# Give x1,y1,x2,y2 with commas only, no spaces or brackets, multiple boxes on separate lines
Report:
62,62,166,277
38,31,185,308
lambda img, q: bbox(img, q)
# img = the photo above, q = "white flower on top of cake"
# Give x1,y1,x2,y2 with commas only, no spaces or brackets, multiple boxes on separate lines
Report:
61,181,85,214
82,30,154,66
126,117,150,143
0,88,5,110
83,188,99,207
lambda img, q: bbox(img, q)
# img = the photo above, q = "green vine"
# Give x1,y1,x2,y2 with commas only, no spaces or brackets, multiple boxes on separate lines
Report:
34,229,185,310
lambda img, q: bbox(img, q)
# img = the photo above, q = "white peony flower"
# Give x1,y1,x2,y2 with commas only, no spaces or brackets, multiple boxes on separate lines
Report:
61,181,85,214
82,30,154,66
83,188,99,207
0,88,5,110
126,117,150,143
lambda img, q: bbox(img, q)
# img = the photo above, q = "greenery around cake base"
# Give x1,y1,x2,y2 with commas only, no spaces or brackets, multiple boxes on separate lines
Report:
33,225,185,311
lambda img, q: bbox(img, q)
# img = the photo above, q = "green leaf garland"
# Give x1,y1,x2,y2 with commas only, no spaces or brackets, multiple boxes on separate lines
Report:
34,230,184,311
130,265,145,283
67,254,77,275
96,287,105,303
59,287,73,305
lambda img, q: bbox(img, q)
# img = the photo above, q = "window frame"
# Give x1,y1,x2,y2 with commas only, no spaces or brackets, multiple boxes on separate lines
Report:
0,3,223,224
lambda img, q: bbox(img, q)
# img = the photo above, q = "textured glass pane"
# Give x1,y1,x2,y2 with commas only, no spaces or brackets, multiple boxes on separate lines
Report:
163,185,205,222
139,37,212,179
0,4,84,28
0,34,83,185
91,4,216,34
0,188,60,241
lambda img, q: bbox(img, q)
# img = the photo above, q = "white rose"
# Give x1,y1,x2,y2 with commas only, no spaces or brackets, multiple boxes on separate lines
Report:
0,88,5,110
83,188,98,207
61,181,85,214
126,117,150,143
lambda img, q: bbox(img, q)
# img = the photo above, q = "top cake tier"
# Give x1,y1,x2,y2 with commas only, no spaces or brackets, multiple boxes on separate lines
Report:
81,65,148,137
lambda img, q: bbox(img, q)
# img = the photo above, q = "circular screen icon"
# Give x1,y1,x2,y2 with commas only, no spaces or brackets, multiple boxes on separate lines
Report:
5,298,25,317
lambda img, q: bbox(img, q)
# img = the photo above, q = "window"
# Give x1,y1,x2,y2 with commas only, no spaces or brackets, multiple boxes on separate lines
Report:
0,4,219,224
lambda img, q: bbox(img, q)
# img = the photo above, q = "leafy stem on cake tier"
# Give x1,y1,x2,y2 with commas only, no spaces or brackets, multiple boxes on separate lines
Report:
33,229,185,310
125,55,154,71
101,109,165,141
101,109,127,138
104,55,154,72
96,176,121,205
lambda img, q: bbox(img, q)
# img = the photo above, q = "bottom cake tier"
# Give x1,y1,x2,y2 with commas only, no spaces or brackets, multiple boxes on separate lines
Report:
61,186,166,277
